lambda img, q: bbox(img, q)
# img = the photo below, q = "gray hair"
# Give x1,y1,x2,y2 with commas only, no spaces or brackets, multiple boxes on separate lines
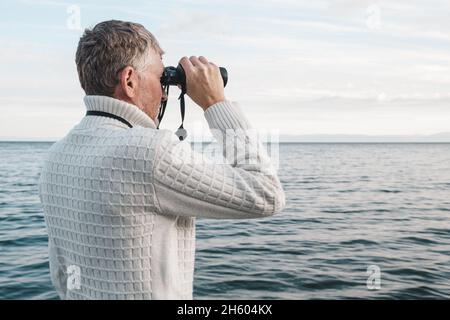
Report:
75,20,163,96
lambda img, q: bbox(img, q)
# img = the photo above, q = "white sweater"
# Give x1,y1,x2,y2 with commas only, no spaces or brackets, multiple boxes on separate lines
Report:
38,95,285,300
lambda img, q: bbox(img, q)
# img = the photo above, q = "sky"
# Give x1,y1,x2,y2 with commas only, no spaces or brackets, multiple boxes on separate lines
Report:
0,0,449,140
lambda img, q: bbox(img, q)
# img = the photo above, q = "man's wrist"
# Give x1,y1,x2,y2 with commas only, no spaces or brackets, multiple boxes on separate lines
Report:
202,97,227,111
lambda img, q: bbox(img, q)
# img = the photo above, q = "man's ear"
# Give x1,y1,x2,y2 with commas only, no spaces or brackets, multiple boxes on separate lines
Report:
118,66,138,98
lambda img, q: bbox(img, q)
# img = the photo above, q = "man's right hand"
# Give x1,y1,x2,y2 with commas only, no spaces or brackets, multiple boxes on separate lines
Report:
179,56,226,111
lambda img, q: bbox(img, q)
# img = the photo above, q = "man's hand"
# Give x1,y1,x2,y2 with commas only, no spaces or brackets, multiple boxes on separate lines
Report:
179,56,226,111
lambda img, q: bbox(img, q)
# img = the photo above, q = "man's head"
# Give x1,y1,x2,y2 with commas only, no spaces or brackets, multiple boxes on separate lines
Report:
76,20,166,121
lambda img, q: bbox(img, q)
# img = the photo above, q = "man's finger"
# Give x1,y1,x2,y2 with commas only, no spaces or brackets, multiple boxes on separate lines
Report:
179,56,193,71
189,56,202,68
198,56,209,64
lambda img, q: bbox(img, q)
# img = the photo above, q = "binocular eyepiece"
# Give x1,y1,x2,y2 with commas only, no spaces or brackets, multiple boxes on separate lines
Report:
160,64,228,91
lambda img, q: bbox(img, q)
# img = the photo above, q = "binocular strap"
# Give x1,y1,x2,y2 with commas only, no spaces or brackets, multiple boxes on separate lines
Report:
157,85,188,141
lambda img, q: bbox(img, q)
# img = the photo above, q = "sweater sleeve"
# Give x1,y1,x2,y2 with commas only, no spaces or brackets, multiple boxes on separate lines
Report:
153,101,286,219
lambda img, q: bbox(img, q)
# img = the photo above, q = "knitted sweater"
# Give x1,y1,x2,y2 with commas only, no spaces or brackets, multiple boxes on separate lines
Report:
38,95,285,300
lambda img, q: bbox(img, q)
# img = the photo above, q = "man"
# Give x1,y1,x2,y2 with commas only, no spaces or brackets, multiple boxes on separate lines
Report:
38,20,285,300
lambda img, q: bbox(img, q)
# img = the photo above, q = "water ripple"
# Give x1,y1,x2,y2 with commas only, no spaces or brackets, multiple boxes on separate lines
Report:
2,142,450,299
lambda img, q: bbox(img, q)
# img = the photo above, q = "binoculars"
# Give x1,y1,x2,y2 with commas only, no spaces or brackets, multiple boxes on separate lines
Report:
160,64,228,92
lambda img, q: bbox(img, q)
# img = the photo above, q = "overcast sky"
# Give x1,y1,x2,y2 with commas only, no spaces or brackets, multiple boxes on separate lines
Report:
0,0,449,140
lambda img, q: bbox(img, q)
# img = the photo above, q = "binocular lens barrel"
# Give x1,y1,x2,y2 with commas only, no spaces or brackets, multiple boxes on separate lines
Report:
160,64,228,88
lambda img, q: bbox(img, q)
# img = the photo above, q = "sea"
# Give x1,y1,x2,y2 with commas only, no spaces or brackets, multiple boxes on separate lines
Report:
1,141,449,299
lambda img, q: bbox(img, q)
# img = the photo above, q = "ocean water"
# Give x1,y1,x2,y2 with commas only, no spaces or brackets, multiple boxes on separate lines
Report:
1,141,449,299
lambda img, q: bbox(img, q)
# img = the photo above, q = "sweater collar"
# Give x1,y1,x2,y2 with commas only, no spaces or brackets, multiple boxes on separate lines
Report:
83,95,156,129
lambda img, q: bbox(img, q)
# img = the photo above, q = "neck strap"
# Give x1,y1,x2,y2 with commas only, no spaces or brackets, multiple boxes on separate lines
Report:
85,110,133,128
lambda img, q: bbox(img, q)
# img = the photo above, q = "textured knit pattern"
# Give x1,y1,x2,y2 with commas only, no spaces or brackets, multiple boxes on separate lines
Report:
38,95,285,300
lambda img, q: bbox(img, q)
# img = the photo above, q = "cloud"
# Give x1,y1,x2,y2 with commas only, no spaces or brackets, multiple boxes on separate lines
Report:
17,0,70,6
1,0,449,139
157,11,228,38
